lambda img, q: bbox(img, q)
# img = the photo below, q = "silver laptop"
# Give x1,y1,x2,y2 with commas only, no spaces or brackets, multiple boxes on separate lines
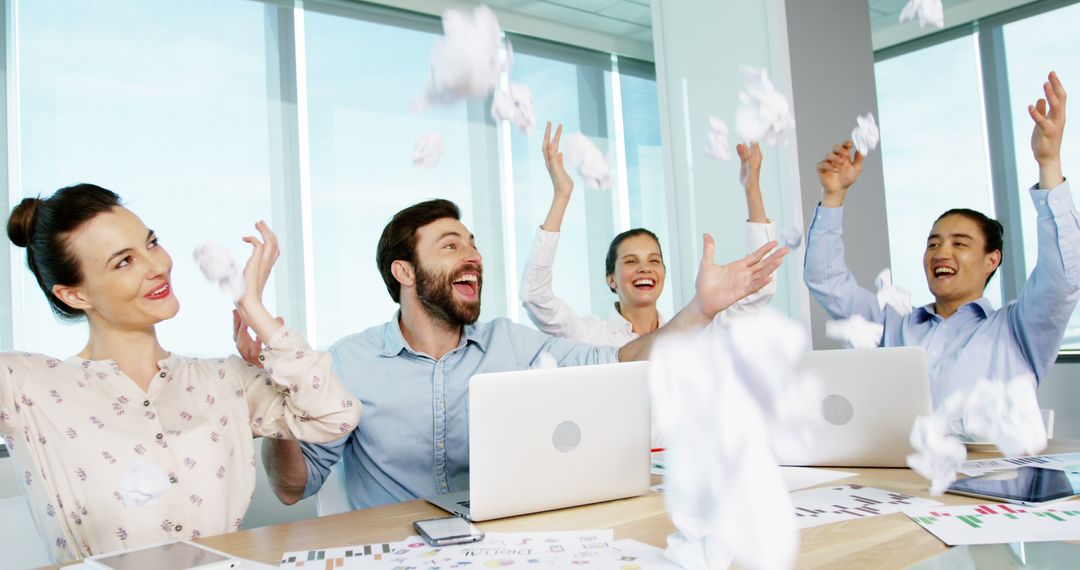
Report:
776,346,932,468
426,361,651,521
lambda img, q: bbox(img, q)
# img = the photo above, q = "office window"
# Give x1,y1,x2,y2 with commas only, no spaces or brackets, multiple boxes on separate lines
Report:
303,11,488,347
13,0,276,357
875,36,1002,310
1002,2,1080,349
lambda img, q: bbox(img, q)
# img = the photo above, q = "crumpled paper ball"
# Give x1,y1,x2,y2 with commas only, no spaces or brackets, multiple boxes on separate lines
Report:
704,116,732,161
900,0,944,30
415,4,511,110
825,314,885,349
491,82,535,135
650,308,817,569
734,67,795,146
851,112,880,157
412,131,444,168
907,375,1047,495
119,460,171,507
193,242,246,302
561,132,612,190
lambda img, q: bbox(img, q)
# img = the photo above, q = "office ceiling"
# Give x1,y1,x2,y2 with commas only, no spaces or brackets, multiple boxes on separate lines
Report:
480,0,1040,54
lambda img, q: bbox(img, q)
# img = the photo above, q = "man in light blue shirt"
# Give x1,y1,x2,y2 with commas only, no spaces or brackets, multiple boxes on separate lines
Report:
805,71,1078,406
262,198,787,510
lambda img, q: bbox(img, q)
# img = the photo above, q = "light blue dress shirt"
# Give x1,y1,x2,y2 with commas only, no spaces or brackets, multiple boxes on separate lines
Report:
804,182,1080,406
299,313,620,509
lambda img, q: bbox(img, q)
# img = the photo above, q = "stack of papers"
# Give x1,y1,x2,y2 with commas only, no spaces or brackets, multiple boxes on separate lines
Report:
278,531,678,569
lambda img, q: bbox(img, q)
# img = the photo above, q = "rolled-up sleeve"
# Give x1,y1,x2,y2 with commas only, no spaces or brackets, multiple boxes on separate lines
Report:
239,327,362,443
300,433,351,499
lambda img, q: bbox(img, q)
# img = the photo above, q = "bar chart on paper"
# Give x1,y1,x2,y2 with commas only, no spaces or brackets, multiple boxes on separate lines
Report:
790,484,941,528
905,502,1080,545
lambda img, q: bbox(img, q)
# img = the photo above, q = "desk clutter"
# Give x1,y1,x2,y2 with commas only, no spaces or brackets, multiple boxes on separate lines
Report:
278,530,679,569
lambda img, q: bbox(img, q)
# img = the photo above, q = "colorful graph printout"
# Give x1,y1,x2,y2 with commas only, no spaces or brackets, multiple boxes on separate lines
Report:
958,453,1080,476
905,501,1080,545
790,484,941,529
278,530,624,569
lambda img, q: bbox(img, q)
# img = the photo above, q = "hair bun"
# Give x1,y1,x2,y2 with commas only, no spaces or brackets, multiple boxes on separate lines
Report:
7,197,42,248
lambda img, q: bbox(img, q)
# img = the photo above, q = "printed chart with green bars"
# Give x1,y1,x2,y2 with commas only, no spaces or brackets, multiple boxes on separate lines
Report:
906,501,1080,545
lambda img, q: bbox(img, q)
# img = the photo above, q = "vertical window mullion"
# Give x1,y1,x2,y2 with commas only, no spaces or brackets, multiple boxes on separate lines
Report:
977,21,1026,302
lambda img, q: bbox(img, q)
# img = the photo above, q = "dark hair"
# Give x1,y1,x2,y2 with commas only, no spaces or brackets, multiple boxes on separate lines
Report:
377,199,462,303
604,228,663,293
6,183,123,320
934,208,1004,287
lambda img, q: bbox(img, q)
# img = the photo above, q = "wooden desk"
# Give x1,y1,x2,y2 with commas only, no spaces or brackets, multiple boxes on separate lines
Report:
190,468,976,570
51,441,1080,569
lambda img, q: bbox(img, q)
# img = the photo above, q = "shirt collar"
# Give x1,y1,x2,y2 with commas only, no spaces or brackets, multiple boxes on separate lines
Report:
913,298,994,322
379,311,488,357
607,304,665,330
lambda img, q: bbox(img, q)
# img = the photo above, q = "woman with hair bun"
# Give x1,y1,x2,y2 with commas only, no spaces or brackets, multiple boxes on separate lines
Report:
2,183,361,562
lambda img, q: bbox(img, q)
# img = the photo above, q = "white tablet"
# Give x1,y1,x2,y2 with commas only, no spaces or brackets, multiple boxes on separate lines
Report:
85,540,238,570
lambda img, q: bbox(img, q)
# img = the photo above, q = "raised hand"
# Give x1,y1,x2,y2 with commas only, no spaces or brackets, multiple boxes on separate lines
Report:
693,235,788,318
543,122,574,198
234,220,283,343
817,141,864,207
1029,71,1066,188
737,142,763,191
737,142,768,223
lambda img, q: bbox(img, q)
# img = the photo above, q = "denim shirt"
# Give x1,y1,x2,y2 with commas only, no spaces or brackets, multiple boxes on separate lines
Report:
299,313,619,509
803,181,1080,406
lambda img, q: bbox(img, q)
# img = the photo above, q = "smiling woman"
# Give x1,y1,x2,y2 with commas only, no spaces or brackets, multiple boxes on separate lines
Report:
0,184,361,562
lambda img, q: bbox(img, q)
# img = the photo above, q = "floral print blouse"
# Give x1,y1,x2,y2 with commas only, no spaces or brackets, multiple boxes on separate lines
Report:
0,326,361,562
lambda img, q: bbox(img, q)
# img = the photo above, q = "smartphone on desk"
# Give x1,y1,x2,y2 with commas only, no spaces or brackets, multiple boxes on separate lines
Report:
947,466,1080,506
413,515,485,547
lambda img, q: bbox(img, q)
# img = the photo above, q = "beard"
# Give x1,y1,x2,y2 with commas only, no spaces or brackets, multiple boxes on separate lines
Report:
415,261,482,327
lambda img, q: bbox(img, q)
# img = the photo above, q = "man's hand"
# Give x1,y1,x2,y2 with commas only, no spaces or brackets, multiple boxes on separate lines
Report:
691,235,788,319
1029,71,1066,189
817,141,864,207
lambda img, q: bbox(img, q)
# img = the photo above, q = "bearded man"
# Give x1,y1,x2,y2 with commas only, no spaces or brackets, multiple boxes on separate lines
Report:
261,198,786,510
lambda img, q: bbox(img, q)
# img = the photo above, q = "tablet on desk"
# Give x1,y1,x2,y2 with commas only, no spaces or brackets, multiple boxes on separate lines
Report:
85,540,238,570
947,467,1080,506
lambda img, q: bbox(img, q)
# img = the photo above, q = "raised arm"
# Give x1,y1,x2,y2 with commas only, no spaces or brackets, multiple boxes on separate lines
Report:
1010,71,1080,381
520,122,601,341
231,222,361,442
802,141,884,322
619,235,787,361
721,142,778,320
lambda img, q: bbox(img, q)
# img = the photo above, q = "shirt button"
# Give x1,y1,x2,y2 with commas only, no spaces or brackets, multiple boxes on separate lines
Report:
440,482,448,489
438,401,445,410
437,441,445,449
1041,199,1048,206
156,433,164,440
258,354,266,362
159,372,166,379
143,400,151,407
174,524,182,532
